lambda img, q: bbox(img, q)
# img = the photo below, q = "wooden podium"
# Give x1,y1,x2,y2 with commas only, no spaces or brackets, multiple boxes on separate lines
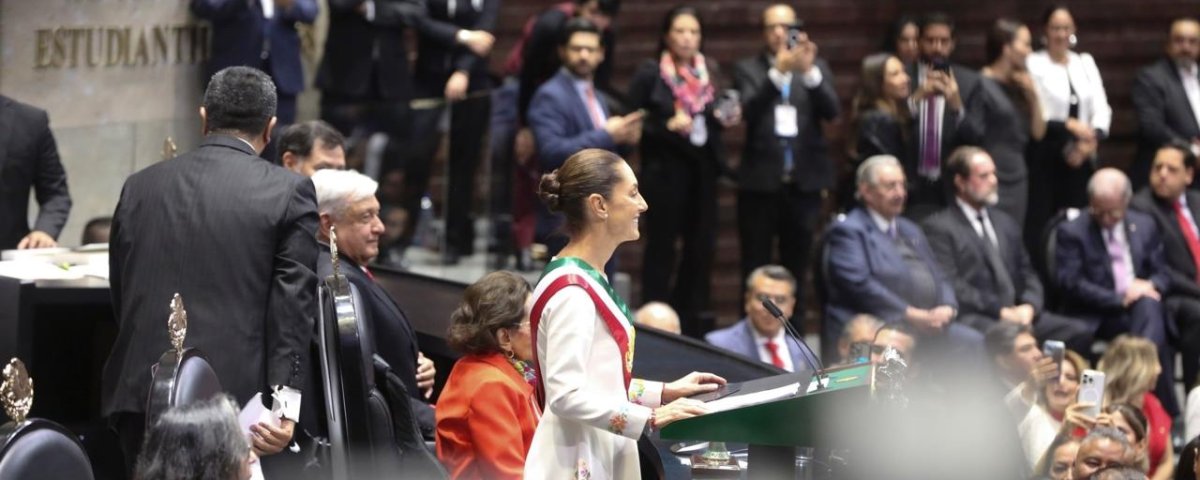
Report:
660,364,872,479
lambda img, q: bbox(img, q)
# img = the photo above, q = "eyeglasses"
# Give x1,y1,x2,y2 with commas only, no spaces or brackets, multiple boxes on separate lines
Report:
755,293,793,305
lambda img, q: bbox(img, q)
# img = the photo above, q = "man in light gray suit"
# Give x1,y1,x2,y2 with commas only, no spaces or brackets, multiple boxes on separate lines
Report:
705,265,817,372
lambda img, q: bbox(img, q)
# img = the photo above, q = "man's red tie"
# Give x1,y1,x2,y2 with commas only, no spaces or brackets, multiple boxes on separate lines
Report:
764,340,786,369
1174,200,1200,284
362,266,376,281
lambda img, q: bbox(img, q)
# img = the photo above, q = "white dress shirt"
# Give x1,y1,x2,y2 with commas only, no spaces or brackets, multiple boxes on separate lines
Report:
868,208,897,237
956,198,998,248
1026,50,1112,135
1179,61,1200,134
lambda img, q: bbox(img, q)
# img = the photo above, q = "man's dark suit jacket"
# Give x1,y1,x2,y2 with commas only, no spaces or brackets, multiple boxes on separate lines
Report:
516,2,616,124
317,0,424,100
906,62,985,162
411,0,498,93
103,135,318,416
528,70,618,172
825,208,957,328
1054,209,1171,316
316,247,434,433
733,53,839,194
1132,58,1200,188
1131,189,1200,299
0,95,70,249
190,0,318,96
923,205,1043,320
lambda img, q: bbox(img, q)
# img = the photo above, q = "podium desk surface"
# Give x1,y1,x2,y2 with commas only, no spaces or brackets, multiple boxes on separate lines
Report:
660,364,872,448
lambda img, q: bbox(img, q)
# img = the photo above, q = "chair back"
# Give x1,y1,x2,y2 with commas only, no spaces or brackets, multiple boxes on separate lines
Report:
0,419,95,480
145,348,223,430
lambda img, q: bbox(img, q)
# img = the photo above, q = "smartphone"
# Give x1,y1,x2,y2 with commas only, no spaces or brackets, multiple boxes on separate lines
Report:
849,341,871,364
786,21,807,49
931,58,951,73
1043,340,1065,384
1077,369,1106,418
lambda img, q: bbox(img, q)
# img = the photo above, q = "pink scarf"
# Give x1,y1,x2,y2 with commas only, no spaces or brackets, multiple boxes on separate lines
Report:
659,51,715,121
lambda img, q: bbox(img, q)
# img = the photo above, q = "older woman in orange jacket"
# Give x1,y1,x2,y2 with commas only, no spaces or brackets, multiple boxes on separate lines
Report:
435,271,540,480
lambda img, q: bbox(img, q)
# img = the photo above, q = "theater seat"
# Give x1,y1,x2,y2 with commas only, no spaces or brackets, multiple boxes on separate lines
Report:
0,419,95,480
315,276,447,479
145,348,223,429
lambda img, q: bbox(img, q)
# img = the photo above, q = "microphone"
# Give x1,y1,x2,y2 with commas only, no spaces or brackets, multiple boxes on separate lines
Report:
760,295,824,376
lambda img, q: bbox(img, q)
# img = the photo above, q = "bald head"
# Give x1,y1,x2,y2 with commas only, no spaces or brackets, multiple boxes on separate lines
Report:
636,302,681,334
1169,18,1200,63
1087,168,1132,229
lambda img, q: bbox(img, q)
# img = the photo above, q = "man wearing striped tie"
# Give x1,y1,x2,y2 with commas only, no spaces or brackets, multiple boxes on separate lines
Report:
905,12,984,220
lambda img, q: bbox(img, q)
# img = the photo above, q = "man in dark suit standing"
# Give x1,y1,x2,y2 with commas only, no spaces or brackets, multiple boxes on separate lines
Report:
317,0,424,179
1130,140,1200,390
1055,168,1178,413
1132,18,1200,191
527,18,642,253
0,95,71,250
103,67,317,467
733,3,838,328
923,147,1092,353
705,265,819,372
311,169,437,435
405,0,499,264
190,0,317,129
824,155,982,365
905,12,983,218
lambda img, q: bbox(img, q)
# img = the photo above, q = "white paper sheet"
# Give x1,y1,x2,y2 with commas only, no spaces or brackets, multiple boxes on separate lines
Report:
704,382,801,413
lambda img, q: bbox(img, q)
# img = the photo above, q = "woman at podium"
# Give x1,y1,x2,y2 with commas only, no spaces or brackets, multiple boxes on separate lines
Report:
524,149,725,478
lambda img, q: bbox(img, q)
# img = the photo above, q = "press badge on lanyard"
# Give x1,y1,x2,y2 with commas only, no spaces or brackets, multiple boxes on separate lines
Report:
775,81,798,138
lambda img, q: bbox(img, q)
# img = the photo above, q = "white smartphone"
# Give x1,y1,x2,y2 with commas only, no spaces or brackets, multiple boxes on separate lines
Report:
1077,369,1106,417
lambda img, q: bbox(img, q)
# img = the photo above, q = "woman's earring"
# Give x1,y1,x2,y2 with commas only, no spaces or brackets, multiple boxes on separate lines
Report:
1068,34,1077,49
504,348,516,360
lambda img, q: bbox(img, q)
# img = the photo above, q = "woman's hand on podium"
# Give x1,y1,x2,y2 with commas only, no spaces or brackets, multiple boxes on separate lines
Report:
662,371,726,403
653,398,710,429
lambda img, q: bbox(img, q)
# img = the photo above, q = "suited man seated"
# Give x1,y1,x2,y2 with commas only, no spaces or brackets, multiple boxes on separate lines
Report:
1055,167,1179,414
1131,18,1200,191
1130,140,1200,392
824,155,983,368
527,17,642,255
923,147,1093,354
705,265,818,372
311,169,438,435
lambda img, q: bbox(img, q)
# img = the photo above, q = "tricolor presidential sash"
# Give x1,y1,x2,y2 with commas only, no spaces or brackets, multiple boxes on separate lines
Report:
529,257,635,409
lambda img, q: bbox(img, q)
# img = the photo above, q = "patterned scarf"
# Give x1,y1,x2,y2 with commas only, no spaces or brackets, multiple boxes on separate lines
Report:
659,51,715,121
507,355,538,389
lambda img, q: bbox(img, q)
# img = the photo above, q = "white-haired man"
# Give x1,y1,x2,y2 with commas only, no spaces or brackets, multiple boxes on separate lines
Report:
311,169,437,435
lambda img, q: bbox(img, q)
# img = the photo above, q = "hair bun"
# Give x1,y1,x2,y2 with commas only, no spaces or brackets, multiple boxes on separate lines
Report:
538,171,564,212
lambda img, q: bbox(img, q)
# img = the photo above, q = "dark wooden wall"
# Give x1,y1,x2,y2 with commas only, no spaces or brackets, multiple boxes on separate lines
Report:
483,0,1194,330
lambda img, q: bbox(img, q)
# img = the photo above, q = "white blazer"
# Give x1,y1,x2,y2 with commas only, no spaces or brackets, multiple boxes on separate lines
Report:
1027,49,1112,136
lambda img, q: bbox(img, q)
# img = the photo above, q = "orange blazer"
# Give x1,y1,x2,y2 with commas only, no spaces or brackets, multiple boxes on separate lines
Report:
435,353,541,480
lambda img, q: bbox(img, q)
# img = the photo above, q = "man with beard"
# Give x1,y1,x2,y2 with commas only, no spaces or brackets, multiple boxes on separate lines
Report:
526,18,642,255
923,147,1092,352
824,154,982,367
1132,18,1200,191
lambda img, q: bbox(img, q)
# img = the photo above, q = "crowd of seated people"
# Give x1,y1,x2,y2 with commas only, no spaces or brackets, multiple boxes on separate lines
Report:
18,2,1200,479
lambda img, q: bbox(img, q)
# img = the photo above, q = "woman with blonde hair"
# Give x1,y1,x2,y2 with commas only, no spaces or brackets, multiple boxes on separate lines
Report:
1099,335,1172,479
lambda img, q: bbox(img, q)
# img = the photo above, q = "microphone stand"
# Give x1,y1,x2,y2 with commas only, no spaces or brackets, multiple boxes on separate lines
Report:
760,296,827,390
